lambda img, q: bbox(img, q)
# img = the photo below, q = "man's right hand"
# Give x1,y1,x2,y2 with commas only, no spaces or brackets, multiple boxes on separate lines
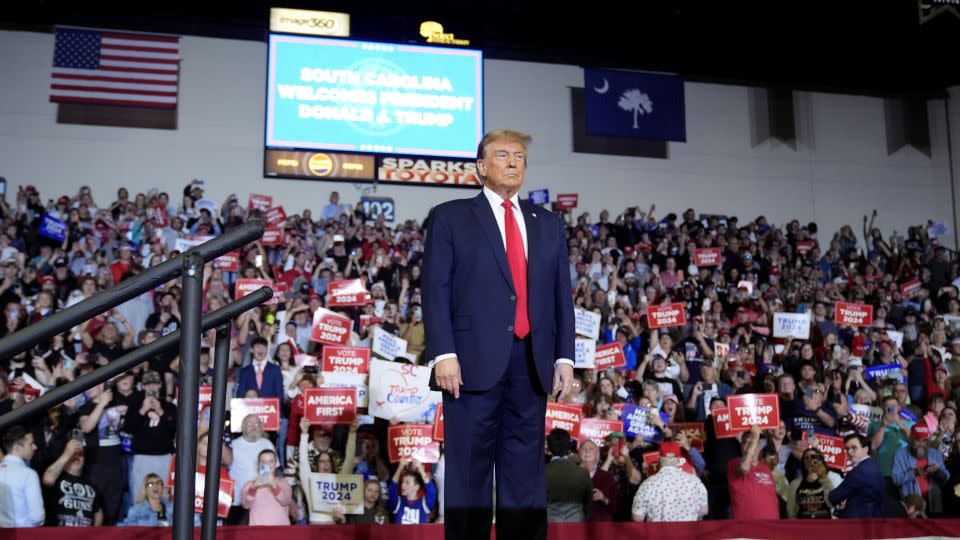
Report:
435,357,463,399
63,439,83,459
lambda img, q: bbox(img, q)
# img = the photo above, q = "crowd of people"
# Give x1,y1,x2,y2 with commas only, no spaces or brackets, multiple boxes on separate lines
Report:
1,179,960,527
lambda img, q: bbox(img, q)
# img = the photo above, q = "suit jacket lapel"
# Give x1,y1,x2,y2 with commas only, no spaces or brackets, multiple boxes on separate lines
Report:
472,193,516,293
520,201,540,322
519,200,540,265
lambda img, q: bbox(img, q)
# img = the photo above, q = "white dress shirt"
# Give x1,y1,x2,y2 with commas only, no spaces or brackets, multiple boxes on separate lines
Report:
0,455,45,527
432,186,573,369
228,437,276,504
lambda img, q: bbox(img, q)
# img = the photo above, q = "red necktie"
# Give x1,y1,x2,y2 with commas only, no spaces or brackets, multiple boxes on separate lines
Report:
256,364,263,388
501,200,529,339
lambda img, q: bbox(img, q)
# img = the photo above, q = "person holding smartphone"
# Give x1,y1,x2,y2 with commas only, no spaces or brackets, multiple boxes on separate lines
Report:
123,371,177,508
241,449,292,525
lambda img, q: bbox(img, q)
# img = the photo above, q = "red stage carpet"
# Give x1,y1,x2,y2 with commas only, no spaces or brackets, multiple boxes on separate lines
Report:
2,520,960,540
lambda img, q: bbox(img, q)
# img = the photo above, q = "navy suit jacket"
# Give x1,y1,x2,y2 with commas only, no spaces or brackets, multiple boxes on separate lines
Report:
828,456,885,518
422,192,575,393
236,361,284,400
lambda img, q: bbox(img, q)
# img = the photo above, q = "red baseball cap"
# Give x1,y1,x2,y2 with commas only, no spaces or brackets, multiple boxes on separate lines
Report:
911,423,931,440
660,442,682,458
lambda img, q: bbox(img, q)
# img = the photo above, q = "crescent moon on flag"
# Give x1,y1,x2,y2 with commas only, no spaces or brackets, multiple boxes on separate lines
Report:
593,77,609,94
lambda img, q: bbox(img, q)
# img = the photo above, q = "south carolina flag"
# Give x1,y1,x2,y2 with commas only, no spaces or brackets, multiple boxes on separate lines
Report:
584,68,686,142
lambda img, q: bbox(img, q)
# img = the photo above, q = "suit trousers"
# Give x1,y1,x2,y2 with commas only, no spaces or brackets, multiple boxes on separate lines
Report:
443,336,548,540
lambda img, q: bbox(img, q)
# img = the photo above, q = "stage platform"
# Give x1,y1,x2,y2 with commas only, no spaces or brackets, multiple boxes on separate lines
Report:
1,520,960,540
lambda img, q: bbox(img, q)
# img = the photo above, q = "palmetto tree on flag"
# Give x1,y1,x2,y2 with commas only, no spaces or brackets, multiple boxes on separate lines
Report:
618,89,653,129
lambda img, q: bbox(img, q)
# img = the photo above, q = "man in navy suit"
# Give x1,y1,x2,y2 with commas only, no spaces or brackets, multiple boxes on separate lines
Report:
235,337,284,400
829,433,885,518
423,129,575,540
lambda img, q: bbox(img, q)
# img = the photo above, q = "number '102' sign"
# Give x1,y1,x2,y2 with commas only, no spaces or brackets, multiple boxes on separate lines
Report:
360,197,395,222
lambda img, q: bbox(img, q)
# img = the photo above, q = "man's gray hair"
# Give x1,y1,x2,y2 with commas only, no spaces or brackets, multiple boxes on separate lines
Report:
476,129,532,162
659,456,680,468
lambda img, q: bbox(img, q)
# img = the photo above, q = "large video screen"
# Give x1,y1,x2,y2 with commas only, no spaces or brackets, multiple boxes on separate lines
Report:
266,34,483,159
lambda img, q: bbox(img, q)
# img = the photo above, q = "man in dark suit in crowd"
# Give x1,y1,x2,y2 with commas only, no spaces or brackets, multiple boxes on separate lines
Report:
235,337,283,399
423,129,575,540
829,433,885,517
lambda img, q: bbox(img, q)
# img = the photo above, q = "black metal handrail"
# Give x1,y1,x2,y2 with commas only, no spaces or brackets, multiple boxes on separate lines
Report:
0,220,267,540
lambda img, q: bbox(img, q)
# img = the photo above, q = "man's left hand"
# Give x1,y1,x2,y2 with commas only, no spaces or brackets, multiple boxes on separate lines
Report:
553,363,574,401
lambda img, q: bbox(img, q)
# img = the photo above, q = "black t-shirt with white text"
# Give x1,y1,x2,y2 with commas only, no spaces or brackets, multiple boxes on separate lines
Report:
795,478,831,519
45,472,101,526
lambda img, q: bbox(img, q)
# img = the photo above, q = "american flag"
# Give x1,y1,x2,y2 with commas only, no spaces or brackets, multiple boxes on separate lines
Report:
50,27,180,109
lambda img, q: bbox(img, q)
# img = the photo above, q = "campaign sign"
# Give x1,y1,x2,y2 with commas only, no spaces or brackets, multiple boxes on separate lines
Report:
304,387,357,424
359,315,380,332
308,473,364,514
834,301,874,327
261,227,285,246
295,354,318,367
310,307,352,345
773,312,811,339
321,345,370,374
195,198,218,213
265,206,287,228
433,403,444,442
327,278,372,307
39,214,67,242
579,418,622,445
555,193,579,209
646,302,687,329
214,250,241,272
727,393,780,431
197,474,232,518
368,359,440,422
230,398,280,432
900,408,918,425
796,241,816,255
175,236,212,253
199,386,213,412
714,342,731,360
929,223,948,238
545,402,582,439
712,408,741,439
248,193,273,211
594,342,626,370
693,247,722,267
887,330,904,350
900,278,922,298
320,371,368,408
641,451,661,475
528,189,549,206
235,278,274,303
864,363,905,383
574,307,602,339
850,404,882,434
667,422,705,452
802,432,847,471
621,406,662,443
574,338,596,369
271,281,289,305
371,326,408,360
169,468,233,518
387,424,441,463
